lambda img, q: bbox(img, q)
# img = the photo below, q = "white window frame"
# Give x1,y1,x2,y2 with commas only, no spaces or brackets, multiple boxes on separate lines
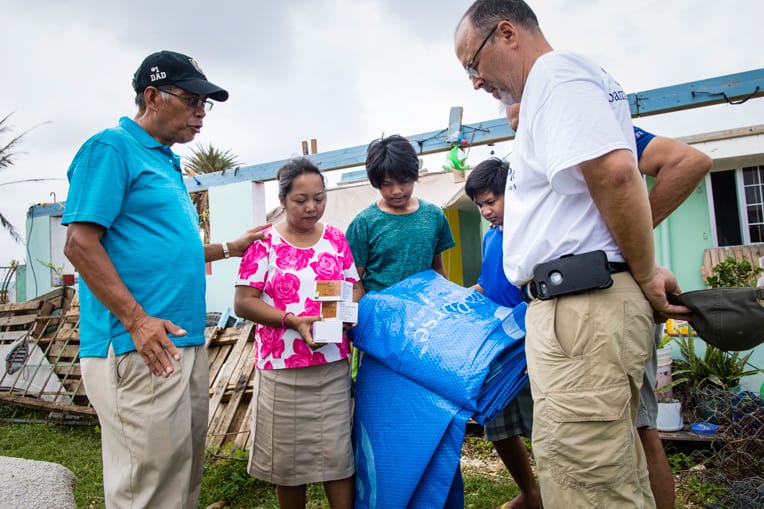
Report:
708,166,764,246
740,165,764,244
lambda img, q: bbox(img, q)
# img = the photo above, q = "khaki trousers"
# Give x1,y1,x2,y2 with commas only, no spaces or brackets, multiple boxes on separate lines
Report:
82,345,209,509
525,272,656,508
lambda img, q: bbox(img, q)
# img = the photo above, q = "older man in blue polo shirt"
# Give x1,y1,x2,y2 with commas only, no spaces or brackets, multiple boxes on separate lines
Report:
63,50,265,508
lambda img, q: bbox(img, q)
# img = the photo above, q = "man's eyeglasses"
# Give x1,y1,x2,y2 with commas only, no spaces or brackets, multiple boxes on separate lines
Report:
465,24,499,79
159,88,214,112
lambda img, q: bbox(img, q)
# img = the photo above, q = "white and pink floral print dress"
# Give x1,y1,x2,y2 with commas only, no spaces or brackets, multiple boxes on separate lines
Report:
236,224,359,370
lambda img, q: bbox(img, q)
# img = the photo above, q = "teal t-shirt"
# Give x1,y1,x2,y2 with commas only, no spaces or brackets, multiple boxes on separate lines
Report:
346,199,455,292
62,117,206,358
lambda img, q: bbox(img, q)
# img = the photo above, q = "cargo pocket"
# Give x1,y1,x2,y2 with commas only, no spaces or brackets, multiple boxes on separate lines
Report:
540,381,634,489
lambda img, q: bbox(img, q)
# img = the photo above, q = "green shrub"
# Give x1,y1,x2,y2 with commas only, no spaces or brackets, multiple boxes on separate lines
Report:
200,446,276,507
704,256,763,288
687,476,725,504
667,452,696,473
200,446,333,508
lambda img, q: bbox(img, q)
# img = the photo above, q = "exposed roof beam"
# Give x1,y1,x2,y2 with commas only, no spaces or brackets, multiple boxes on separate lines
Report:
184,68,764,192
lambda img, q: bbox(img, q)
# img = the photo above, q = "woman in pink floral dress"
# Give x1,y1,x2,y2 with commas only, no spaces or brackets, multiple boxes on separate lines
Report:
234,157,359,509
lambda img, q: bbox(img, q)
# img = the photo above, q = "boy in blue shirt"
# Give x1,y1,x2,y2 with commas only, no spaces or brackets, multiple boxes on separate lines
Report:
465,157,540,509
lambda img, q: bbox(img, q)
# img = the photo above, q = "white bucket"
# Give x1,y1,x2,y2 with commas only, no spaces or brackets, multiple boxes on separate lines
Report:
655,345,673,399
657,401,683,431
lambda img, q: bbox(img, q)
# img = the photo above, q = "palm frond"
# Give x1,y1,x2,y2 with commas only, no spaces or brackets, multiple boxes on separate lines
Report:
183,142,242,174
0,212,22,243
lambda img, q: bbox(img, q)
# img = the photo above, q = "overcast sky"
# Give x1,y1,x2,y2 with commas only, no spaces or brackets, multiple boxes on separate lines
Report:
2,0,764,267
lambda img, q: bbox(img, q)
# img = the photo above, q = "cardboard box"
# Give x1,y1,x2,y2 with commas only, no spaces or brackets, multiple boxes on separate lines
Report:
320,301,358,323
313,320,344,343
314,280,353,301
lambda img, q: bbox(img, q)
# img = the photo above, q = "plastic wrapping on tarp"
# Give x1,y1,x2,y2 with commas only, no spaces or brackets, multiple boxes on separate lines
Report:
350,270,528,508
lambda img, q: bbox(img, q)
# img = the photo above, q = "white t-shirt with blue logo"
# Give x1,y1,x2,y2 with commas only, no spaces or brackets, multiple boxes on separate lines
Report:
503,51,637,284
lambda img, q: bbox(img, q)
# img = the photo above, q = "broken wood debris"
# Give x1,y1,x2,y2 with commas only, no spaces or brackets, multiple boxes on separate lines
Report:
0,288,258,449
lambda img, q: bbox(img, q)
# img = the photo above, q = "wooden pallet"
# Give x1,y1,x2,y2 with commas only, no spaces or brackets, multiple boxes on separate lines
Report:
206,323,256,450
701,244,764,282
1,288,262,448
0,287,88,414
0,287,75,338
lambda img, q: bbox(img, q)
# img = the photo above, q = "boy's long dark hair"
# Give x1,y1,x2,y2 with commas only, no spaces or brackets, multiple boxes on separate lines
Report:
465,157,509,200
365,134,420,189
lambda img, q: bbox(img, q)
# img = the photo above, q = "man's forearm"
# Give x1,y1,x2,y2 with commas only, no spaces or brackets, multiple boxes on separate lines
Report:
639,136,713,227
203,224,271,262
582,150,657,283
647,156,712,226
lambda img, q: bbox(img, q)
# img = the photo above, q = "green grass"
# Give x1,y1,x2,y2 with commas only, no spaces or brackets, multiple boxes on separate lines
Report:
0,409,724,509
0,414,519,509
0,420,104,508
0,417,297,509
463,474,518,509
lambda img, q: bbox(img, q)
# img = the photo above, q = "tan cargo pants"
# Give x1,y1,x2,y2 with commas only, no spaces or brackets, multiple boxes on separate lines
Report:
525,272,656,508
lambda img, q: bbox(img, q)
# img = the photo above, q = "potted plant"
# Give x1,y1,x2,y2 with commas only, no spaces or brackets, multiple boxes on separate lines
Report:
36,258,64,286
669,327,761,423
671,329,759,390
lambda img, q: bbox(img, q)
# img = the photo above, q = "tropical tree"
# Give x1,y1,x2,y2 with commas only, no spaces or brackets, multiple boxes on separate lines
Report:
183,142,243,244
0,113,34,243
184,142,242,174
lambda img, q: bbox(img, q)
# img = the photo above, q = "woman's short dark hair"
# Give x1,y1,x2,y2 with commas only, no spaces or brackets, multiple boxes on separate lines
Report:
464,157,508,200
276,157,326,200
365,134,420,189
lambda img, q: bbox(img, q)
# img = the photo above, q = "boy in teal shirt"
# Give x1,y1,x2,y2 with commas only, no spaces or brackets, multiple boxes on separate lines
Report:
346,134,455,295
346,135,455,376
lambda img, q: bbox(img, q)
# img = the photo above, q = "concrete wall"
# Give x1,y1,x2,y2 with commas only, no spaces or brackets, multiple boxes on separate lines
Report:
459,208,483,288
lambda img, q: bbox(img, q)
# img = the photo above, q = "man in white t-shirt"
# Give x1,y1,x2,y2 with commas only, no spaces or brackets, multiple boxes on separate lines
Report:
455,1,690,507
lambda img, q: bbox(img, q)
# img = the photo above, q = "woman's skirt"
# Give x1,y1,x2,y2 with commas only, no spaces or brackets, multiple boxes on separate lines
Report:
248,360,355,486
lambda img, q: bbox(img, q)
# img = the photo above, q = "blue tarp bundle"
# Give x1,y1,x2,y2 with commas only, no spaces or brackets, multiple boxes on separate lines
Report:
350,270,528,508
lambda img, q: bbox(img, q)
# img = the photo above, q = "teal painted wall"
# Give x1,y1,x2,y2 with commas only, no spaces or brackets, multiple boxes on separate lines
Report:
650,176,762,393
206,183,254,314
651,177,713,291
16,265,26,302
24,214,55,299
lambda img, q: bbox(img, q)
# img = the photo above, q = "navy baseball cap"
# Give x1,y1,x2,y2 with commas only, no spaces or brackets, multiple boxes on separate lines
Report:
132,50,228,101
668,287,764,351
